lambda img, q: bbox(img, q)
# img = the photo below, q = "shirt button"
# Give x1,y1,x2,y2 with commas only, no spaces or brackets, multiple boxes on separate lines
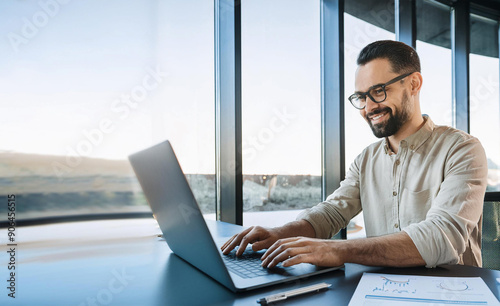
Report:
410,145,415,150
395,159,400,165
394,223,399,229
393,191,397,196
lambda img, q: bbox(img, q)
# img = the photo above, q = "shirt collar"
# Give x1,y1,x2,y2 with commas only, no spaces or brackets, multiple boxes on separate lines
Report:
384,115,434,154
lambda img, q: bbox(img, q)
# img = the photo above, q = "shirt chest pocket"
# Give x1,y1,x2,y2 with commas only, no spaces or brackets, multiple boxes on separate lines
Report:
399,188,432,228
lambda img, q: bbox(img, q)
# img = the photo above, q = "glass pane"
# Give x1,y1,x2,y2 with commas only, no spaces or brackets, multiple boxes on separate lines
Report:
344,10,395,171
241,0,321,226
416,0,452,127
343,3,395,239
469,15,500,192
345,0,395,34
0,1,215,220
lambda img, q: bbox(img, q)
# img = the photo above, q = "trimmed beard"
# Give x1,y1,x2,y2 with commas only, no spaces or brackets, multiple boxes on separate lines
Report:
366,91,412,138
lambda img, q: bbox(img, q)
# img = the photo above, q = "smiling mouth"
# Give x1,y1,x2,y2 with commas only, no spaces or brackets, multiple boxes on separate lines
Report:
367,109,390,124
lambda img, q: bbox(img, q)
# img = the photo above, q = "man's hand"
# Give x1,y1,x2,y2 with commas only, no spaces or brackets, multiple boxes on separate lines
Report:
221,226,281,256
220,220,316,257
261,237,343,268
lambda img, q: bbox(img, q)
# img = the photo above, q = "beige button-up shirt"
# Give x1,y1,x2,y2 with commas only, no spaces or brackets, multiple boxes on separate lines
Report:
298,116,488,267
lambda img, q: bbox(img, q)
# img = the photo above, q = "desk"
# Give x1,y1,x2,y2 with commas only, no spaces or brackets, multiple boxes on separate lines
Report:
1,218,499,305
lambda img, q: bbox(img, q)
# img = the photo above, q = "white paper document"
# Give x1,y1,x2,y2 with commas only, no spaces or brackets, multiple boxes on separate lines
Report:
349,272,500,305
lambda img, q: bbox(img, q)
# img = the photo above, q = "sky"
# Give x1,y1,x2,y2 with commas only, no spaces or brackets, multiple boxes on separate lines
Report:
0,0,498,177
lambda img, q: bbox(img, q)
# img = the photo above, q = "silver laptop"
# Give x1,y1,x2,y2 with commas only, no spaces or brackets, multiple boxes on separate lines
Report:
128,140,342,292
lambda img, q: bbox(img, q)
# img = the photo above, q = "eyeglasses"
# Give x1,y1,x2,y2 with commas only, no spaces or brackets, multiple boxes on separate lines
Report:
348,72,414,110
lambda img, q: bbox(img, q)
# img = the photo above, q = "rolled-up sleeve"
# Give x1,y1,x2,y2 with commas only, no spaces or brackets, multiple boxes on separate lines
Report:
297,158,363,239
403,136,487,268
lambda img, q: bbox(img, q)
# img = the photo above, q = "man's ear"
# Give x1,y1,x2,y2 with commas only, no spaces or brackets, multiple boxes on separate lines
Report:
410,72,423,95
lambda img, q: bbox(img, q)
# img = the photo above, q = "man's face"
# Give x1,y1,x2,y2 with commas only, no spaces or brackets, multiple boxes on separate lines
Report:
354,58,413,138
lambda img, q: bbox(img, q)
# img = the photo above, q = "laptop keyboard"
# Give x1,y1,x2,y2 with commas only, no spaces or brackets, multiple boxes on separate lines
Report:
222,248,269,279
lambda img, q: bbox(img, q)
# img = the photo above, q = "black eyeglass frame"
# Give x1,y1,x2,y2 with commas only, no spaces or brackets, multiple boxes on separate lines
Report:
348,71,415,110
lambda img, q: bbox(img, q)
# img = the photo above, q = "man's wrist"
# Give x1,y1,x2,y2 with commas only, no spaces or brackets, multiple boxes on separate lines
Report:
330,232,426,267
276,219,316,239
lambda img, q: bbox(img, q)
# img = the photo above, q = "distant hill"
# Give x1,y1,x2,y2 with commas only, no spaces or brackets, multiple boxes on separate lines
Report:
0,152,137,194
0,152,134,178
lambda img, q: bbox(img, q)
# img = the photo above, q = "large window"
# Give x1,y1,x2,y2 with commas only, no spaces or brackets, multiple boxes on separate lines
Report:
344,2,395,171
241,0,321,225
0,0,215,220
416,0,453,126
469,14,500,192
1,1,499,228
344,1,395,239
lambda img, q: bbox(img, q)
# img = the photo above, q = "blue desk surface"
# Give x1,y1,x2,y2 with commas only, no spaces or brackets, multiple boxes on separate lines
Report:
1,218,499,306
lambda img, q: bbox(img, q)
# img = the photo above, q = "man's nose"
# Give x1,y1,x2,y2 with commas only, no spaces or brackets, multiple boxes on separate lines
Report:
364,96,380,113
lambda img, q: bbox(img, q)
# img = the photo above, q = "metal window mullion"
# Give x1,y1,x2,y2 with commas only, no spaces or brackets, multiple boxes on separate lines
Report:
451,0,470,133
395,0,417,48
215,0,243,225
321,0,345,239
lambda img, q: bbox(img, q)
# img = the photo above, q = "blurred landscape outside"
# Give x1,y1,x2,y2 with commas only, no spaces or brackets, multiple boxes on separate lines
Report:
0,151,323,218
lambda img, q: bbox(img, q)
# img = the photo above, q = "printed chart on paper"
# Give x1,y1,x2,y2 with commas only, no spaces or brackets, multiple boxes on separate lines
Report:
348,273,500,305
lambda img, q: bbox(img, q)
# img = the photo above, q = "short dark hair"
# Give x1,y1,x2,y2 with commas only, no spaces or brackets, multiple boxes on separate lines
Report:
357,40,421,74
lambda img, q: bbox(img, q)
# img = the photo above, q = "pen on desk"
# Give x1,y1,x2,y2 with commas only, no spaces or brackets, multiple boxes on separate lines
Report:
257,282,332,305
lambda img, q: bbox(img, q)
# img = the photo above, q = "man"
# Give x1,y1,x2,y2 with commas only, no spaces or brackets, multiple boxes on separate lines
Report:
221,40,488,269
